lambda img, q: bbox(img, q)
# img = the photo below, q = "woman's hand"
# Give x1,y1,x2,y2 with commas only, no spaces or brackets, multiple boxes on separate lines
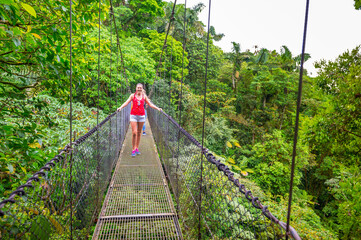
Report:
117,107,122,112
158,107,162,112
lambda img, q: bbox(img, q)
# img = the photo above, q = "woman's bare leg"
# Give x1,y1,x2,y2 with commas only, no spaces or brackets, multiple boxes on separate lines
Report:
130,121,138,151
135,122,144,149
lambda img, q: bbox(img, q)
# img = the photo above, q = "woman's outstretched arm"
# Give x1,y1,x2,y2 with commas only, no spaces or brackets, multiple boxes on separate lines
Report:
144,96,162,112
117,94,133,111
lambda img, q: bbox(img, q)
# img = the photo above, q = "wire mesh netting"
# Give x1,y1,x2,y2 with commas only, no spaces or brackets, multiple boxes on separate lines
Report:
95,215,180,240
148,103,300,239
92,119,182,240
0,105,130,239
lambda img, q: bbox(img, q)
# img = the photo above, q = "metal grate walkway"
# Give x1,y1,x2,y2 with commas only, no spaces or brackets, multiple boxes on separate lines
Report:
92,120,182,239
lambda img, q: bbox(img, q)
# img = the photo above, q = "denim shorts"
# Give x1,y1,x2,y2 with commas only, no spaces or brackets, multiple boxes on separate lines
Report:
130,114,146,122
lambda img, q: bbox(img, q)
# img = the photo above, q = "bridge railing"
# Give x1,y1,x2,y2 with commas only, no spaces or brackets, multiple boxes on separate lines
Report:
0,104,131,239
148,107,301,240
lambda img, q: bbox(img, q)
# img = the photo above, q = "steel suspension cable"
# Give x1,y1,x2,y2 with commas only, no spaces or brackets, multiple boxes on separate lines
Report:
286,0,310,239
108,9,113,170
176,0,187,213
162,45,166,83
178,0,187,128
169,37,174,112
142,64,146,92
69,0,73,238
113,6,120,151
149,0,177,98
95,0,101,218
198,0,212,239
109,11,113,112
109,0,131,94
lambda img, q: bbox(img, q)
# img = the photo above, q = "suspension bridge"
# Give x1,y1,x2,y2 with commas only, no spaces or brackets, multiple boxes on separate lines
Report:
0,0,310,239
0,106,301,239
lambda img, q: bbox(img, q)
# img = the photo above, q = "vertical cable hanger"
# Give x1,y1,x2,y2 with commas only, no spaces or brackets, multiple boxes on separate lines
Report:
112,4,120,151
165,7,177,114
109,10,113,112
198,0,212,239
169,36,174,113
95,0,101,214
143,64,146,93
149,0,177,98
69,0,73,238
108,8,113,168
286,0,310,239
176,0,187,212
177,0,187,125
109,0,131,94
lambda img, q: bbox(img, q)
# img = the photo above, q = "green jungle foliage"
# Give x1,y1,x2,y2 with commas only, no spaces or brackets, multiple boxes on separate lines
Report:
1,0,360,239
0,93,106,196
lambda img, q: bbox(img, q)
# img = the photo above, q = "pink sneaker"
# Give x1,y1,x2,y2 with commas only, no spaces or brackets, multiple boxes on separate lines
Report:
135,148,141,155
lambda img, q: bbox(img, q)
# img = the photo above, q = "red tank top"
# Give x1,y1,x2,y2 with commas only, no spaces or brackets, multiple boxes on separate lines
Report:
130,93,145,115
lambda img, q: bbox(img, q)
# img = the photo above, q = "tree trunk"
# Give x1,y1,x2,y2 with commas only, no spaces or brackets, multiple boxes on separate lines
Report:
232,74,235,90
235,77,237,93
263,97,266,108
252,129,255,145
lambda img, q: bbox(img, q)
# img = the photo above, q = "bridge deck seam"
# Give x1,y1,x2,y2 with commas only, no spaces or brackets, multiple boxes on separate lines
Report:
100,212,176,220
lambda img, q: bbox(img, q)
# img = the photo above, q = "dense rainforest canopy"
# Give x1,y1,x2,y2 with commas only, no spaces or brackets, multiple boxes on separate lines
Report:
1,0,360,239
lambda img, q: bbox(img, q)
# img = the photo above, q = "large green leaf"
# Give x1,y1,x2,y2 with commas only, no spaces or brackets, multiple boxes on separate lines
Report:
7,164,14,174
21,3,36,17
12,37,21,47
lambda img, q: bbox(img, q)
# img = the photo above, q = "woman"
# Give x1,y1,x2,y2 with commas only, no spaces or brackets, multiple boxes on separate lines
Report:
117,83,162,157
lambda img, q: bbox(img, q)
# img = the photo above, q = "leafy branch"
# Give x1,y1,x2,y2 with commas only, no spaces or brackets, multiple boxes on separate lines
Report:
0,79,39,90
